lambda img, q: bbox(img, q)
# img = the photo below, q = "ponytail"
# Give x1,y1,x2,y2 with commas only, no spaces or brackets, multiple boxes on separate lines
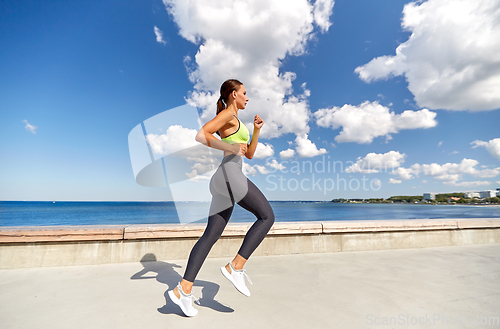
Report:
216,96,225,115
215,79,243,136
215,96,225,136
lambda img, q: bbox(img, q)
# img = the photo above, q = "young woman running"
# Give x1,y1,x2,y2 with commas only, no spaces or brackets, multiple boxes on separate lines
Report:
168,79,275,317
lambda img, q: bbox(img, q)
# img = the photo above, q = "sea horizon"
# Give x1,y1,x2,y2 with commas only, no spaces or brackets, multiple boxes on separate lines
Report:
1,200,499,228
1,200,329,202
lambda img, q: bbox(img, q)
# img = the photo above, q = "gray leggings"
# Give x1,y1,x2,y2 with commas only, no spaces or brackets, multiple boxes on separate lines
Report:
183,154,275,282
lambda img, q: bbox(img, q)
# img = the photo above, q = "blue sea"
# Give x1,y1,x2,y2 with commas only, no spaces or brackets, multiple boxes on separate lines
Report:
1,201,499,227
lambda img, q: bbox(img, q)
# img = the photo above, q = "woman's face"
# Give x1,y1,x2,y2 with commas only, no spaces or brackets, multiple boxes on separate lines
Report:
234,85,249,109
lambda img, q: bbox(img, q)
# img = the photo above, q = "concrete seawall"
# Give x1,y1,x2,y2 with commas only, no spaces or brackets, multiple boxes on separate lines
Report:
1,218,499,269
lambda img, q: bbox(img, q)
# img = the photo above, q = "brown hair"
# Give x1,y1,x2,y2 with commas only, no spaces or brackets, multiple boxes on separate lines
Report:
216,79,243,116
215,79,243,136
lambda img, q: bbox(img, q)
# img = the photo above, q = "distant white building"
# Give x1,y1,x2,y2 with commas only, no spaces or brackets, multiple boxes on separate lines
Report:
464,192,481,198
423,193,435,200
479,190,497,198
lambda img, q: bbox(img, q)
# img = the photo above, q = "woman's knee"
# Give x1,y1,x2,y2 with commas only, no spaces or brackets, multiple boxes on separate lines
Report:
199,229,222,248
264,205,275,224
252,201,274,224
201,220,226,246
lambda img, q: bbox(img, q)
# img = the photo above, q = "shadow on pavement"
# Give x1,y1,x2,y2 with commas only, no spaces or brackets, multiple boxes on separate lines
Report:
131,253,234,316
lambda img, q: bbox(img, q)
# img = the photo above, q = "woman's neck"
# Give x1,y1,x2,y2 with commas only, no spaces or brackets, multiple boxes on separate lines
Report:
226,103,239,116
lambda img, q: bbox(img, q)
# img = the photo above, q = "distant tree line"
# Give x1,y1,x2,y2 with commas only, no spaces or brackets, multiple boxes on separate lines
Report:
449,196,499,204
388,195,423,203
331,194,499,204
432,193,466,203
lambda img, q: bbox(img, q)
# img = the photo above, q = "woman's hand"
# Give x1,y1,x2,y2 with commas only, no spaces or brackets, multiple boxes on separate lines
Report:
254,114,264,130
236,143,248,156
245,115,263,159
232,143,247,156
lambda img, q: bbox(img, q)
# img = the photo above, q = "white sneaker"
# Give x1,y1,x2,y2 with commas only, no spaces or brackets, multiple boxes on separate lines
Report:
220,262,253,297
168,283,199,317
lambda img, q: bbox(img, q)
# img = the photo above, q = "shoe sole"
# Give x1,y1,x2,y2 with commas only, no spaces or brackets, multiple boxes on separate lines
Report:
168,290,197,317
220,266,251,297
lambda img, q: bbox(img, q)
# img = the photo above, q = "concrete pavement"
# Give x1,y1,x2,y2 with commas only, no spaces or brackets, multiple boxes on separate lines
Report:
1,243,499,329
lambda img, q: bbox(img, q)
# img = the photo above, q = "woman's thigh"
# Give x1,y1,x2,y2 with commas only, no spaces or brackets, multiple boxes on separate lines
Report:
237,178,274,220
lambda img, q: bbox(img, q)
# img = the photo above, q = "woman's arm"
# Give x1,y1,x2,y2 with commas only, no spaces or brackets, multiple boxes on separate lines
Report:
245,114,264,159
195,110,244,155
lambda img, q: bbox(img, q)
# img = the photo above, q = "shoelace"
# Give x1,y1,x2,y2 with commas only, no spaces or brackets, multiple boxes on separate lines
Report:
239,269,253,285
177,284,200,305
229,263,253,285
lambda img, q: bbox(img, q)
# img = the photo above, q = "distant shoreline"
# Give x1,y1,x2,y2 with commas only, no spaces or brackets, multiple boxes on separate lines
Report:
2,200,499,206
332,202,500,207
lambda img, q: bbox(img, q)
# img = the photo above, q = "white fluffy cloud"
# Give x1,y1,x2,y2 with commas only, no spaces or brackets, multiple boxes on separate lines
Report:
390,166,415,181
185,169,211,182
22,119,37,134
145,125,198,155
389,178,402,184
355,0,500,111
346,151,406,174
253,142,274,159
392,158,500,186
243,163,270,176
471,138,500,160
163,0,335,139
280,148,296,159
313,0,335,32
154,26,166,45
255,164,269,174
146,125,217,181
242,162,258,176
314,101,437,144
266,159,286,171
295,134,327,157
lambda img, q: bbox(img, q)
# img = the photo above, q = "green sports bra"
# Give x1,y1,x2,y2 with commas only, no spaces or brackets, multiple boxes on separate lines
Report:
221,115,250,144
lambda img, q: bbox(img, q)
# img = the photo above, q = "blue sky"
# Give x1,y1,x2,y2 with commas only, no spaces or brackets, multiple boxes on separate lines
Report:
1,0,499,201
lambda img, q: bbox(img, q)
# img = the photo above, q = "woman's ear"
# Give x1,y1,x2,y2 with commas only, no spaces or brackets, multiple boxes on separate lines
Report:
231,90,237,99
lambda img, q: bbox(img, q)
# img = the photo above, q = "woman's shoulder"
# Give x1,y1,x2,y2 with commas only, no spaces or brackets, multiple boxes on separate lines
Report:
216,109,237,122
